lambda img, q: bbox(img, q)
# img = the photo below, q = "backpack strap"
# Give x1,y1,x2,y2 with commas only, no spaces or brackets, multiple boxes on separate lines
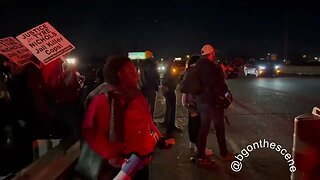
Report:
108,91,128,143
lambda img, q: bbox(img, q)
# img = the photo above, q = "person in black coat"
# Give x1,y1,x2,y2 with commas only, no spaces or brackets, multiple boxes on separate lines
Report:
139,51,160,119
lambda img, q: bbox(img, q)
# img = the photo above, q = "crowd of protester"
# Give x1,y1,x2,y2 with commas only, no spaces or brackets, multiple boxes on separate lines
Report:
1,44,235,179
0,54,85,177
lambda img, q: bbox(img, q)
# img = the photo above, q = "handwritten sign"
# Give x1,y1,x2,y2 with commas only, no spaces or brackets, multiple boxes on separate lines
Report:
0,37,33,66
16,22,75,65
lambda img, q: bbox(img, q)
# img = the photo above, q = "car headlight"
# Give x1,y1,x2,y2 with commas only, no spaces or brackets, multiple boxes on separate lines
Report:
161,66,166,70
258,66,266,70
274,65,280,69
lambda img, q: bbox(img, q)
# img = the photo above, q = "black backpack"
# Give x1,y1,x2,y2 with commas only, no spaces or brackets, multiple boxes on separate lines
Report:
179,63,203,95
216,64,233,109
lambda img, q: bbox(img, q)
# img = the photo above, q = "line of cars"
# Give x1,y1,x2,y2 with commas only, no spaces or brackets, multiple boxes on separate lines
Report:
157,58,281,79
244,59,281,77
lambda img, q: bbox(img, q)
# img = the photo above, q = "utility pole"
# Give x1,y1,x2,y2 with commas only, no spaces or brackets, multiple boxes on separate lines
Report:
284,3,289,61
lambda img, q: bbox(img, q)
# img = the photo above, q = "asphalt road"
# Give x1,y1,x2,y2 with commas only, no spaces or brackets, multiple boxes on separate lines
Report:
150,75,320,180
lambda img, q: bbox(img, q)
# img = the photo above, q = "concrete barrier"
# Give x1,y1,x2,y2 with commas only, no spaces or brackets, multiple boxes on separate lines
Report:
281,66,320,75
13,136,80,180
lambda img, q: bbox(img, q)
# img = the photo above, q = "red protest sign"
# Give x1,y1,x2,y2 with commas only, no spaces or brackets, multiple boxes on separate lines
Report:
0,37,33,66
16,22,75,65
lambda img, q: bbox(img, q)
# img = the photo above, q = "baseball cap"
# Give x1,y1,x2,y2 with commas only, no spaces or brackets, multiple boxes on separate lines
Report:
201,44,218,55
145,50,154,59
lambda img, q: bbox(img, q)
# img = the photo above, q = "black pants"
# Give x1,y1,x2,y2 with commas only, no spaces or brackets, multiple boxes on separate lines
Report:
164,91,176,135
188,112,201,144
142,89,157,119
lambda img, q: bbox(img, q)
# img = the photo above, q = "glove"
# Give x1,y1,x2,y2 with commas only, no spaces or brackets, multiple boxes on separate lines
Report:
157,137,175,149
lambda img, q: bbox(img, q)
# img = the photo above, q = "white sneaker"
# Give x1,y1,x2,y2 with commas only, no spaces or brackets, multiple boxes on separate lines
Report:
189,142,196,150
194,147,214,157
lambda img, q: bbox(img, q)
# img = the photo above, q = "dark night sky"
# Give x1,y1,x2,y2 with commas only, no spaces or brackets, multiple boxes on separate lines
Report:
1,0,319,60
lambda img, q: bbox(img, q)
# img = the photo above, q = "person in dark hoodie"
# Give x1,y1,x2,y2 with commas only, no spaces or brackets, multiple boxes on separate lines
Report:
139,50,160,118
195,44,235,168
181,55,213,157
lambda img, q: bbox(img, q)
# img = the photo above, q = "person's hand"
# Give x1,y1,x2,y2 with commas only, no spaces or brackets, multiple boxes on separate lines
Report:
113,170,131,180
113,154,146,179
108,157,125,168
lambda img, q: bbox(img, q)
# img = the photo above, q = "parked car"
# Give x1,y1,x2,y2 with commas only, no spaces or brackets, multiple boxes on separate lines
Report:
244,59,281,77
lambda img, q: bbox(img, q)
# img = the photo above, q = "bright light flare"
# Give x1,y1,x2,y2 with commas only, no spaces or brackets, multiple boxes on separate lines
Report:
66,58,76,64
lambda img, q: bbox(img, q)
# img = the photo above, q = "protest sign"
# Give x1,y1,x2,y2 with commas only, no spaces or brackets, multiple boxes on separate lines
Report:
0,37,33,66
16,22,75,65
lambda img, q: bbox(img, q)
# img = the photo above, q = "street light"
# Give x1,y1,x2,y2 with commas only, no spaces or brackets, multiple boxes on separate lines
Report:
303,55,306,58
66,58,76,64
186,55,190,59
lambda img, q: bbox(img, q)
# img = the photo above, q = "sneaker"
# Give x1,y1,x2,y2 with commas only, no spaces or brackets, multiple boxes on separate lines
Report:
196,158,216,169
173,126,183,133
189,142,196,150
194,147,214,157
159,122,167,127
221,153,237,162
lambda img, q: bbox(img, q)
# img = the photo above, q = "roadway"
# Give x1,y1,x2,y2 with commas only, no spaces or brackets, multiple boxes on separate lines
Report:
151,75,320,180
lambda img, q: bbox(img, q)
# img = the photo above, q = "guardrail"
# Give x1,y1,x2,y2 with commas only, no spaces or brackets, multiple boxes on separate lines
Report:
281,66,320,75
12,136,80,180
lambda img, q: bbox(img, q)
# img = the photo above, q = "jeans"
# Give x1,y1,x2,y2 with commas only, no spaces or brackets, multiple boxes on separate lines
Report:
164,91,176,135
196,103,227,158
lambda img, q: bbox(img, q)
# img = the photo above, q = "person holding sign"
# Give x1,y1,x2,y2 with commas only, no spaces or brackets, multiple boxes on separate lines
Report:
41,55,84,137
